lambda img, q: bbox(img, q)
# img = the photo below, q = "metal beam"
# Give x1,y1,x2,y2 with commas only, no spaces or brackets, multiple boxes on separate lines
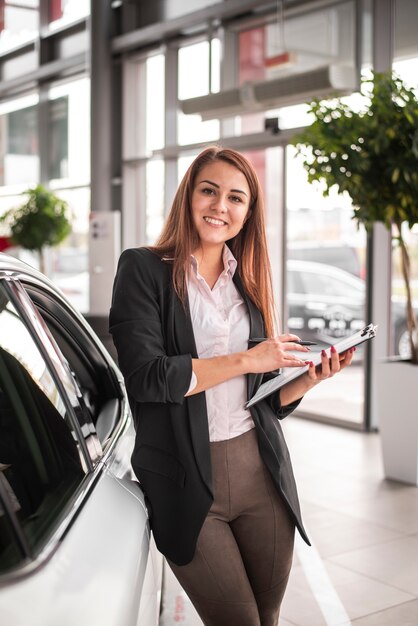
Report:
112,0,351,54
0,40,36,63
112,0,276,54
123,127,303,165
0,16,87,63
0,15,88,99
164,44,179,216
226,0,352,31
90,0,112,214
365,0,394,431
38,84,50,185
0,53,86,98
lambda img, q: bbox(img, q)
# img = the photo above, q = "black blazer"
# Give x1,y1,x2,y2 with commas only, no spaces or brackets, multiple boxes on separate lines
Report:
109,247,310,565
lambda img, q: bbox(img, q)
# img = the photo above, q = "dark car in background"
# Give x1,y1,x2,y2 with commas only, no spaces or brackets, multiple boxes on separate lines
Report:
287,259,413,357
288,242,363,278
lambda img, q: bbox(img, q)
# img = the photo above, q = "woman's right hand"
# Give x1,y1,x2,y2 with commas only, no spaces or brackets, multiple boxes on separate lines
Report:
246,334,310,374
187,335,310,397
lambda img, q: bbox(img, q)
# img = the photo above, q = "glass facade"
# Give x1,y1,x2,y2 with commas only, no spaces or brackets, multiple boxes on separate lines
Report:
48,0,89,30
145,54,165,153
0,94,40,268
178,39,220,145
0,0,414,428
0,75,90,311
145,159,164,245
235,12,366,425
286,145,367,424
0,0,39,53
47,77,90,312
0,95,39,188
48,78,90,186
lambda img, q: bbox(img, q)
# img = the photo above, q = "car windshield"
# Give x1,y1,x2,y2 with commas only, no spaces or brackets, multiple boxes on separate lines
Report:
292,266,365,300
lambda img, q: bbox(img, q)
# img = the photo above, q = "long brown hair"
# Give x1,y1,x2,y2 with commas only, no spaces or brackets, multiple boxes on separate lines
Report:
151,146,276,336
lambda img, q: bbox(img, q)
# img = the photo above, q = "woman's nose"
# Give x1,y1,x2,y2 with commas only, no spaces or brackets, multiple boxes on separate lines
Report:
211,195,227,212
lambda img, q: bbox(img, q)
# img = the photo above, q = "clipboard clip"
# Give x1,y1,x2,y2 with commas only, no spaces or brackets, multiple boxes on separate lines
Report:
361,323,378,337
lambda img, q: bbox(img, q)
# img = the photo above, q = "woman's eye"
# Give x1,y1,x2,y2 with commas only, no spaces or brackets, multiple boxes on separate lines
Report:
230,195,242,203
202,187,215,195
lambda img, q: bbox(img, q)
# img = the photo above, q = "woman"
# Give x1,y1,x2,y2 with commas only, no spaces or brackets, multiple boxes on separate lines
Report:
109,146,354,626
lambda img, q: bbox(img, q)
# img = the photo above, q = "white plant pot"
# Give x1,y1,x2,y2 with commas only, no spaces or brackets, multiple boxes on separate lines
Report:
377,358,418,485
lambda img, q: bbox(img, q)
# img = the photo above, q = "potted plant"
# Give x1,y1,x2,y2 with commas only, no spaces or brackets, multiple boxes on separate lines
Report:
0,185,72,275
292,70,418,483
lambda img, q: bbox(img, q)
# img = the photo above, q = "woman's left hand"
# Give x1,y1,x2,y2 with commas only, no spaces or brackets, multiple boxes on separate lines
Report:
279,344,356,407
305,345,355,385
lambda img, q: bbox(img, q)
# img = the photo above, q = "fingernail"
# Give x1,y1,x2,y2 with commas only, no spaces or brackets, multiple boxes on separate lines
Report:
321,349,326,357
331,345,336,353
354,346,357,351
304,361,311,365
310,361,314,367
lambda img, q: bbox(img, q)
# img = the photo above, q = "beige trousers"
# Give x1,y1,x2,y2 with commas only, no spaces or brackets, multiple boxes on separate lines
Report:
168,427,295,626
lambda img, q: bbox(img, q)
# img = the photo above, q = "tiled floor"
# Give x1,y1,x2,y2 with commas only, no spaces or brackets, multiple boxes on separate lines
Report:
160,417,418,625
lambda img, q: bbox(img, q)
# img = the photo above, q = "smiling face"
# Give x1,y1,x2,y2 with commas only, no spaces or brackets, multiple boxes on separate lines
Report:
191,160,251,256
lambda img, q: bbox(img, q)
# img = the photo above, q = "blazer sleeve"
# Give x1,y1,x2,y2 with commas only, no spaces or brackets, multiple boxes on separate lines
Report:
268,390,302,419
109,248,192,405
262,370,302,419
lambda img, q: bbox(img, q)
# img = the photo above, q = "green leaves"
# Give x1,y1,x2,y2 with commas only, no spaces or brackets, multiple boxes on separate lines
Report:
292,71,418,234
0,185,71,252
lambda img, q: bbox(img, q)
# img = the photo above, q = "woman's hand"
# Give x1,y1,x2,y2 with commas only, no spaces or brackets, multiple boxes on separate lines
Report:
246,334,310,374
305,345,355,386
186,334,309,396
279,345,356,407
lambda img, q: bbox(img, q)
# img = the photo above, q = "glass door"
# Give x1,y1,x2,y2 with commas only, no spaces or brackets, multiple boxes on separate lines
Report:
230,141,367,427
285,145,367,425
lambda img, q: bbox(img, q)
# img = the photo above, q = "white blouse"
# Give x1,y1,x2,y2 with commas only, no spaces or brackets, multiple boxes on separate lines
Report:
186,246,255,442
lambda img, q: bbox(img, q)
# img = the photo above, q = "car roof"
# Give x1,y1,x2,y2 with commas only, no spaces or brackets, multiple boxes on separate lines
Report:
1,252,47,277
0,252,67,300
288,241,356,250
287,259,365,286
0,252,121,377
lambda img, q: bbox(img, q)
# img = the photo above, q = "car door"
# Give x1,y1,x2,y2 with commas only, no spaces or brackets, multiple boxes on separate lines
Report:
0,274,158,626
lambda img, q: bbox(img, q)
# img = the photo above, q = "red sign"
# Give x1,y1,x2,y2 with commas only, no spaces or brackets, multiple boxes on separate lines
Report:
0,236,12,252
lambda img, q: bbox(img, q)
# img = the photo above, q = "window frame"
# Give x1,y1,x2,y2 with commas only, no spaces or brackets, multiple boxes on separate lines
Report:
24,281,127,449
0,272,123,580
1,276,99,467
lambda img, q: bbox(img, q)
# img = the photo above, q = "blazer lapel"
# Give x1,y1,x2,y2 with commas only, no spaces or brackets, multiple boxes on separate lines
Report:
233,273,265,401
171,291,212,492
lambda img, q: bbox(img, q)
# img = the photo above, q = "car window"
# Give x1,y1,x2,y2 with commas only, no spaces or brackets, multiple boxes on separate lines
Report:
298,269,364,300
0,284,86,574
24,284,123,446
288,245,361,277
287,268,304,294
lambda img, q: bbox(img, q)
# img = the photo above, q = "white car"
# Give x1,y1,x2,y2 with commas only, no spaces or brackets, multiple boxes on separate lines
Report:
0,253,162,626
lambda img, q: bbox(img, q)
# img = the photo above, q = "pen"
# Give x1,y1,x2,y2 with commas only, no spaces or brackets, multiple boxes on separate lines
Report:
250,338,317,346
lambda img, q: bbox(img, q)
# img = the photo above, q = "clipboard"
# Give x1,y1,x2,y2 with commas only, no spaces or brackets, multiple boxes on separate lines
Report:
246,323,378,409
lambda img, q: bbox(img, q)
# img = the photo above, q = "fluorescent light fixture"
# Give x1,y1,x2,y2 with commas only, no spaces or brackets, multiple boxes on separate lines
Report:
180,65,358,121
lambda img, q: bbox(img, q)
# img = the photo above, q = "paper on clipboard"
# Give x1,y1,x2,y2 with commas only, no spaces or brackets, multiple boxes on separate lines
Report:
246,324,378,409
